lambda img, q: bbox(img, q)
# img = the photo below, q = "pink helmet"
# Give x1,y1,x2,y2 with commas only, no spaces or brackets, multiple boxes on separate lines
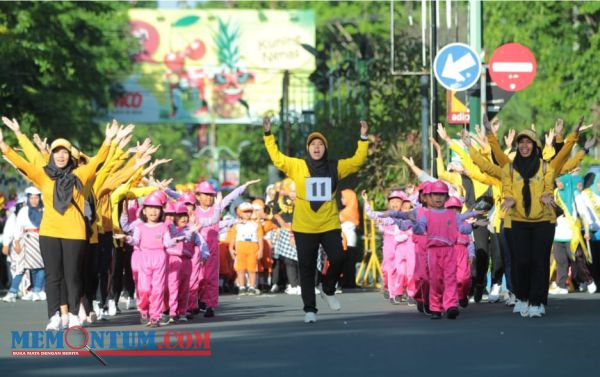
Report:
444,196,463,208
178,192,196,205
195,181,216,195
148,190,167,205
175,202,189,215
143,194,164,207
164,201,176,214
388,190,409,202
429,180,449,194
418,181,431,193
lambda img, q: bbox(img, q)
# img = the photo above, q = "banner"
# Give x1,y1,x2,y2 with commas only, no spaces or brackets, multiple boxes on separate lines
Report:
109,9,316,124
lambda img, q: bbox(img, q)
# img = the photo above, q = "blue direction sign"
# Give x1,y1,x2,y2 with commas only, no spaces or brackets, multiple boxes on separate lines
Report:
433,43,481,91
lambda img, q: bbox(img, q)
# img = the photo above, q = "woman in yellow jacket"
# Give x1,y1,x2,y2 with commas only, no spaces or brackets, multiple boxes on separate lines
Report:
263,118,368,323
0,124,117,330
501,129,556,319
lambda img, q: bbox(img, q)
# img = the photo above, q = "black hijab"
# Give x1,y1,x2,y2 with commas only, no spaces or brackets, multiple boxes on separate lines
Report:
304,141,338,212
512,140,540,216
43,155,83,215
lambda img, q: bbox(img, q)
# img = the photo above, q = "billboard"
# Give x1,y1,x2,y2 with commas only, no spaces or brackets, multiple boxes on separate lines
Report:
109,9,315,124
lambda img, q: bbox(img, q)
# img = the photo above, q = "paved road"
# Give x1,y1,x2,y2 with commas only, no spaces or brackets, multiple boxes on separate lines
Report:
1,290,599,377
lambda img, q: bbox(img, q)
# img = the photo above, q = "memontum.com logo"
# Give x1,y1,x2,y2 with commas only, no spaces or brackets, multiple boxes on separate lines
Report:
12,327,211,364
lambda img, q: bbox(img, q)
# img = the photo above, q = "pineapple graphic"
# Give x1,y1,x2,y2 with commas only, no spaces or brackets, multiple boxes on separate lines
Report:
211,17,254,119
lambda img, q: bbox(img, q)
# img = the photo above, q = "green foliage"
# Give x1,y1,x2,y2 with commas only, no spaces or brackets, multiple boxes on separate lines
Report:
0,1,135,152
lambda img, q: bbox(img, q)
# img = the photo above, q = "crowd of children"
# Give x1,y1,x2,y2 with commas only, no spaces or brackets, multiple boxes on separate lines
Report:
0,114,598,328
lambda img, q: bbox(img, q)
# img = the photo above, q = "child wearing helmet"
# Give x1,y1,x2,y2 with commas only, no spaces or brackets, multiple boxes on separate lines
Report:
229,202,264,295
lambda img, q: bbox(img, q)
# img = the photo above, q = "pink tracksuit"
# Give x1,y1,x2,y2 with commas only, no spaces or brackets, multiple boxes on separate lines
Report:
455,231,472,301
415,208,462,313
128,222,169,322
411,207,429,305
166,224,209,317
389,227,416,298
379,223,398,292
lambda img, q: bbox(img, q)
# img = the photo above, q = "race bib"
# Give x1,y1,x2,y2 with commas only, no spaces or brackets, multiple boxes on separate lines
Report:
305,177,332,202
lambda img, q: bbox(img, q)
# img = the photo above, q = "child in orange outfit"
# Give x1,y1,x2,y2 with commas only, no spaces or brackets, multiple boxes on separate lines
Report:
229,202,264,295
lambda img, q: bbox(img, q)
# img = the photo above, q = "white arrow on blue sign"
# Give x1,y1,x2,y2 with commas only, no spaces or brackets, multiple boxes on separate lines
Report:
433,43,482,91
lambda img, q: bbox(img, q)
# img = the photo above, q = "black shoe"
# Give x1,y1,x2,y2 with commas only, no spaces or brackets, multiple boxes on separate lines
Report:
474,285,484,303
191,308,201,315
446,307,460,319
407,297,417,307
148,320,160,328
417,302,424,313
383,290,390,300
204,307,214,318
423,304,432,315
430,311,442,320
459,298,469,308
198,302,207,312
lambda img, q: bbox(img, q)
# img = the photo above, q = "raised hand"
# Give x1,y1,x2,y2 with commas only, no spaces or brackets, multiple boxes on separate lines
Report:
104,120,119,142
244,179,261,186
117,123,135,141
360,120,369,136
584,136,597,151
460,128,472,147
574,116,585,134
554,118,564,135
530,123,536,132
545,128,555,147
135,154,152,168
482,113,492,133
33,133,49,153
1,117,21,134
402,155,416,167
361,190,368,202
429,136,442,156
118,134,133,150
437,123,450,142
504,128,516,148
263,117,271,133
215,191,223,205
491,117,501,136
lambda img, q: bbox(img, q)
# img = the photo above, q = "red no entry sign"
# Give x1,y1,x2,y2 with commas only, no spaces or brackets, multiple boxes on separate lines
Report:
489,43,537,92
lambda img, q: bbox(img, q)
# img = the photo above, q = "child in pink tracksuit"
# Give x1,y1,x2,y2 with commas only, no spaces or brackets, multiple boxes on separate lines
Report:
412,181,477,320
164,202,210,323
444,196,476,308
118,191,170,327
363,190,416,305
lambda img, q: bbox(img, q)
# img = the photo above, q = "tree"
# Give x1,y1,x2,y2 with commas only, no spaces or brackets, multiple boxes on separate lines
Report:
0,2,135,153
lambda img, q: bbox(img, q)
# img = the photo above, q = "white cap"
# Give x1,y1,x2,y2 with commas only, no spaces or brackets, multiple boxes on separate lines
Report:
238,202,254,212
25,186,42,196
17,193,27,204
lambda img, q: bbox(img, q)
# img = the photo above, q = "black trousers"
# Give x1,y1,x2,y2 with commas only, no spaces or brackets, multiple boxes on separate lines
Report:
510,221,555,306
270,257,286,287
339,246,360,288
97,232,113,306
39,236,86,318
82,242,99,315
283,257,300,287
472,226,504,289
553,242,593,288
294,230,345,313
590,240,600,286
499,224,514,292
109,243,135,301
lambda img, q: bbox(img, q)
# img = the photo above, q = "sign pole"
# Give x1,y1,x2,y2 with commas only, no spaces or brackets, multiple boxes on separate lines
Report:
468,0,482,131
430,0,439,176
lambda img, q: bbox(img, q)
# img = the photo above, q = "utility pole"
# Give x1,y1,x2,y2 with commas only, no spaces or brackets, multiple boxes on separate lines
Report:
430,0,439,176
469,0,482,130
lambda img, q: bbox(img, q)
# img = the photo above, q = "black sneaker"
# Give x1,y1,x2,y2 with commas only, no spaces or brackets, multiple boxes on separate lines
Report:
185,312,194,320
446,307,460,319
389,296,402,305
459,298,469,308
417,301,424,313
204,307,215,318
430,311,442,320
407,297,417,307
383,290,390,300
423,304,432,315
474,285,484,303
198,302,207,312
191,308,201,315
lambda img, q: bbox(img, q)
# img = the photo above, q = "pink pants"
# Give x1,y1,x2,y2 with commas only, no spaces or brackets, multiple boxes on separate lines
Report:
381,240,396,291
187,249,202,311
389,242,416,297
167,255,192,317
131,249,141,289
198,244,219,308
427,245,458,312
411,239,429,304
136,250,167,321
455,244,471,300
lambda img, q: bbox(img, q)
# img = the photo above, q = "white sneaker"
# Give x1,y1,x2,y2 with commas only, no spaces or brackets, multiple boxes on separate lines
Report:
519,302,530,317
314,287,321,295
107,299,117,316
88,312,97,324
68,313,81,328
540,303,546,315
92,300,100,315
304,312,317,323
78,304,87,324
270,284,279,293
119,294,128,304
587,282,597,294
96,309,107,321
549,281,558,290
319,285,341,311
552,287,568,295
38,291,46,301
21,291,35,301
126,297,137,310
488,284,502,303
285,286,296,295
505,292,516,307
61,314,69,328
46,312,63,331
296,286,302,296
31,292,41,301
2,292,17,303
528,305,543,318
178,315,188,322
513,299,527,314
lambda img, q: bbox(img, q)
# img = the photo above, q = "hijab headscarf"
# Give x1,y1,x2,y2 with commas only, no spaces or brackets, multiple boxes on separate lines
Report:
513,136,541,216
26,193,43,228
43,154,83,215
557,174,576,215
304,133,338,212
339,189,360,226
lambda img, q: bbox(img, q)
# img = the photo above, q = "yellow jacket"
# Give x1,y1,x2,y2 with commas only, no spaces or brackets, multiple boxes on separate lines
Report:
264,134,368,233
3,143,110,240
501,161,555,223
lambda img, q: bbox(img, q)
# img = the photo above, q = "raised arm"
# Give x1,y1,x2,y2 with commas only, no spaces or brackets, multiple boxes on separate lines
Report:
337,120,369,179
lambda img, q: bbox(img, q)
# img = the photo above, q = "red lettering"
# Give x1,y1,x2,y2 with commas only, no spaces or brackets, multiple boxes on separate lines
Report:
113,92,143,109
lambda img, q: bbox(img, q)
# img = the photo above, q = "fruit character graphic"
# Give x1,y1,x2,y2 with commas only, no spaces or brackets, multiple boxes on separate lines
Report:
211,18,255,119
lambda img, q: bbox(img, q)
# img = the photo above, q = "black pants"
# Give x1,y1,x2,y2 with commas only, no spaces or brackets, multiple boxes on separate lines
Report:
270,257,287,287
553,243,593,288
339,246,360,288
82,242,99,315
283,257,300,287
39,236,86,318
472,226,504,289
499,224,514,292
510,221,555,306
97,232,113,307
294,230,345,313
590,240,600,286
109,243,135,301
